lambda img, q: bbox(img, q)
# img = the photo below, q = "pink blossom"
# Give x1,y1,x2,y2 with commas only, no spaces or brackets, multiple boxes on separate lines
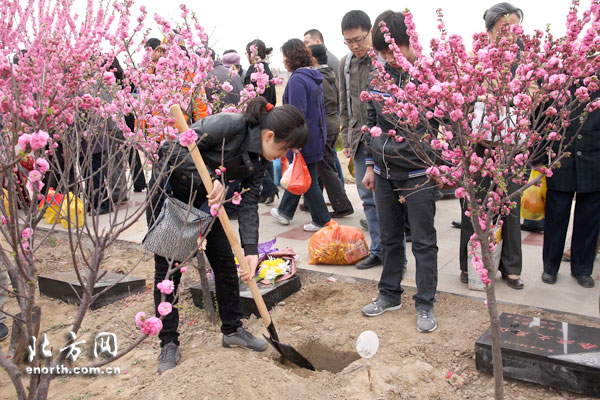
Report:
28,170,42,182
370,127,382,137
135,312,146,327
455,187,468,199
157,279,174,294
222,82,233,92
18,134,32,150
35,158,50,173
215,168,222,176
30,130,49,151
179,129,198,147
22,227,33,239
210,204,221,217
0,216,6,225
102,71,116,86
180,266,187,274
140,316,163,336
157,302,173,316
231,191,242,205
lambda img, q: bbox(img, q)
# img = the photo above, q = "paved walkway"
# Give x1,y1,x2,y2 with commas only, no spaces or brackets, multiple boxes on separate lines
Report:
44,184,600,319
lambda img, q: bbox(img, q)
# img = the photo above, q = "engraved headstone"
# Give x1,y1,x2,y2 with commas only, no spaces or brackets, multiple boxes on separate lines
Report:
475,313,600,396
38,270,145,309
190,274,301,318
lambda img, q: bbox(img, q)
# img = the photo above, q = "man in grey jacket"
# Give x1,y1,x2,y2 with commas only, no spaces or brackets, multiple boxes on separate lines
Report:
338,10,382,269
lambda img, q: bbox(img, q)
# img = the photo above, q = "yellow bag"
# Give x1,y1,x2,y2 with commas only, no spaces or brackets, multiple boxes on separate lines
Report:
40,189,63,224
59,193,85,228
521,170,547,221
2,188,10,217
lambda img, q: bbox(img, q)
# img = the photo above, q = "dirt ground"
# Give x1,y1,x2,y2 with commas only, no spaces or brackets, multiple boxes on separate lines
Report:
1,231,599,400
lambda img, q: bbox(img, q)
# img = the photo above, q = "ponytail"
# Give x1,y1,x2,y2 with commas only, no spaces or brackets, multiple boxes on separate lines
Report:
244,97,308,149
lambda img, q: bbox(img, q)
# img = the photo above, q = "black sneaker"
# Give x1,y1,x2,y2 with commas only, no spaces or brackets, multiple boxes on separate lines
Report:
157,342,181,373
222,327,267,352
0,322,8,341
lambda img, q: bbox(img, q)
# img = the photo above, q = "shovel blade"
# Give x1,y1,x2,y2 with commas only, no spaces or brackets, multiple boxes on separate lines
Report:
264,322,315,371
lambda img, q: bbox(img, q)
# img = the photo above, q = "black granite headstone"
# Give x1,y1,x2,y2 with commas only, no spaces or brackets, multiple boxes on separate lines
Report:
475,313,600,396
190,275,301,318
38,270,146,309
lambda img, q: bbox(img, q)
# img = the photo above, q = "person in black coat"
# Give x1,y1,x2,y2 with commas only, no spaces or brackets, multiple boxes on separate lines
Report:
542,87,600,288
148,97,308,373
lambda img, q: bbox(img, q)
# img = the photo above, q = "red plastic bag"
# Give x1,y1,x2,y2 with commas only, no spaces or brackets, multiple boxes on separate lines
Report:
285,152,311,195
308,221,369,265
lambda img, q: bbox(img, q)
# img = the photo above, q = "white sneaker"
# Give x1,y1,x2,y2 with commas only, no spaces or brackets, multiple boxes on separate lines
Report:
303,222,323,232
270,208,290,225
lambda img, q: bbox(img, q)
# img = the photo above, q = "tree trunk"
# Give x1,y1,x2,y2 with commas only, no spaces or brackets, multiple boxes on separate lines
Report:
196,253,217,324
485,282,504,400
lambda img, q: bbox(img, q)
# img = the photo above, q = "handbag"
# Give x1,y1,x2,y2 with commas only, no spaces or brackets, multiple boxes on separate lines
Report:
142,196,212,261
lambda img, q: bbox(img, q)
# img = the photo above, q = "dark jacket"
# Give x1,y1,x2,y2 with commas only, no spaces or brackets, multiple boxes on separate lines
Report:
547,89,600,193
283,67,326,164
206,61,244,108
364,63,437,180
339,53,372,157
165,113,268,255
244,62,277,106
316,64,340,138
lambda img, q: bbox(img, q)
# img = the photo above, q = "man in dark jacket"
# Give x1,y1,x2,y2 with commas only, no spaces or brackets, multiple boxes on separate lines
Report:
309,44,353,217
304,29,340,81
362,10,439,333
542,89,600,288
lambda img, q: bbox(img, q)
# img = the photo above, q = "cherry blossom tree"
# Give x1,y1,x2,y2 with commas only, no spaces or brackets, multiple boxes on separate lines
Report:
0,1,276,399
363,2,600,398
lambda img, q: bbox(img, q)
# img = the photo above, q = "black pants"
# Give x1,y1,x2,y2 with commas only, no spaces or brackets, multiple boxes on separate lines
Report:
543,190,600,277
148,171,243,347
260,162,278,198
129,149,147,191
317,132,352,213
375,174,438,310
459,179,523,276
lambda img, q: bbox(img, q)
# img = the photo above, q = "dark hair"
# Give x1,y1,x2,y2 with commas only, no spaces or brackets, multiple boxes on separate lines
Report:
245,97,308,149
341,10,372,33
12,49,27,65
309,44,327,65
372,10,409,52
246,39,273,60
108,57,125,88
281,39,313,72
483,2,523,32
304,29,324,43
223,49,237,55
145,38,161,50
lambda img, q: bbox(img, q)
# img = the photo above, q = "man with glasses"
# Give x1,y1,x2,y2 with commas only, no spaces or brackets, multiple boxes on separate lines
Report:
339,10,382,270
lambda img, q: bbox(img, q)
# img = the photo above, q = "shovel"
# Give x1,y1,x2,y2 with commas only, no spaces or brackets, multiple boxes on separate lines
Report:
170,105,315,371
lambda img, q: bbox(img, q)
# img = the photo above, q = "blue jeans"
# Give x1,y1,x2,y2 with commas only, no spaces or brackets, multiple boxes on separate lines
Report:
278,162,330,226
354,143,382,258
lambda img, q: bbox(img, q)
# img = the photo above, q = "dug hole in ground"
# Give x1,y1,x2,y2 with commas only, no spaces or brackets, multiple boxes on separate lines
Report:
1,231,598,400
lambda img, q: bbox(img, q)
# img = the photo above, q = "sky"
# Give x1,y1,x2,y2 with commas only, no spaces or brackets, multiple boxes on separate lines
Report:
64,0,582,70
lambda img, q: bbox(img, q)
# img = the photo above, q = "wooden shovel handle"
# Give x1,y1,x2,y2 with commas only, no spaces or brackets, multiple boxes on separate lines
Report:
170,105,272,326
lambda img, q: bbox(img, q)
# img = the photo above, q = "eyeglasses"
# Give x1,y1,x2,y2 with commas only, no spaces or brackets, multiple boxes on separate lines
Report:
343,32,369,46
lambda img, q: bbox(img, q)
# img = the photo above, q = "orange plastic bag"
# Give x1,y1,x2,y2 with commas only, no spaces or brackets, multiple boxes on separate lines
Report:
284,153,311,195
308,220,369,265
